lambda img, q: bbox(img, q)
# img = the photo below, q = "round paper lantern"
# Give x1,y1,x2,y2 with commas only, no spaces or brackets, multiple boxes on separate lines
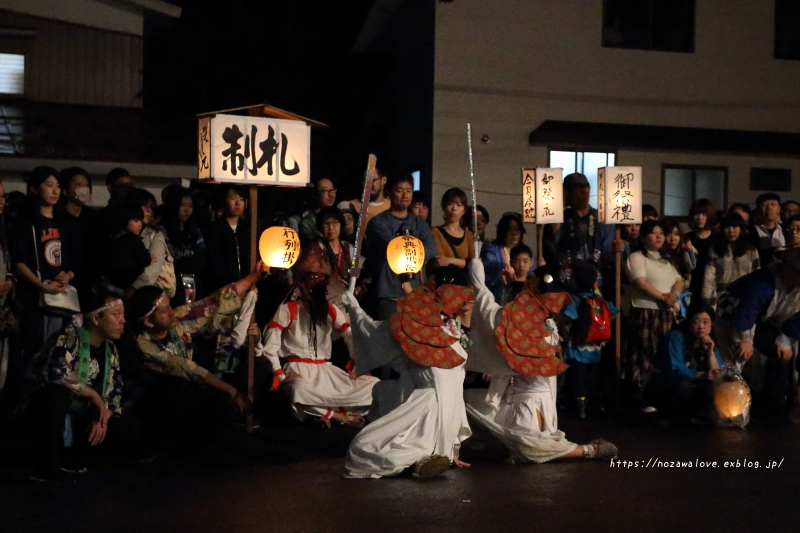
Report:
259,226,301,269
387,234,425,275
713,380,751,419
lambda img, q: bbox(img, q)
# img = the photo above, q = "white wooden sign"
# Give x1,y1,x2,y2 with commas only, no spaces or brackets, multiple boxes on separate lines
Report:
521,168,564,224
197,114,310,186
597,166,642,224
536,168,563,224
521,168,536,223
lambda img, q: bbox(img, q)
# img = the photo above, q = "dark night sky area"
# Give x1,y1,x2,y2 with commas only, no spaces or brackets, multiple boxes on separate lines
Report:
143,0,390,197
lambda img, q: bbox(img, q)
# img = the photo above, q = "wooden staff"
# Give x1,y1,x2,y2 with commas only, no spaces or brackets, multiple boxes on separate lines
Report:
537,224,544,263
614,226,622,409
247,184,258,432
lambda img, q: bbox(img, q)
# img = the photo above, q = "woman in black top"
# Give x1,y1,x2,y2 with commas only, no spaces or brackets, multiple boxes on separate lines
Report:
161,187,206,305
685,199,717,303
11,166,82,359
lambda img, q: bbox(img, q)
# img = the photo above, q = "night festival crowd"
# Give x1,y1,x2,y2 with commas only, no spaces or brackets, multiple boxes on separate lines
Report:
0,164,799,480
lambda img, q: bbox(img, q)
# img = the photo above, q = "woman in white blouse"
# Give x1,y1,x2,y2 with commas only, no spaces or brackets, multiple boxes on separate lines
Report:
625,220,683,411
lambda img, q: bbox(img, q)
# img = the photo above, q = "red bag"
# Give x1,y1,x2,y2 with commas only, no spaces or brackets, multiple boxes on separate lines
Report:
574,295,612,344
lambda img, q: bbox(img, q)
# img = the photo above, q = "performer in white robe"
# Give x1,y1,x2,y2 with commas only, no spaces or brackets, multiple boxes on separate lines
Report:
465,259,618,463
343,269,474,479
256,247,378,427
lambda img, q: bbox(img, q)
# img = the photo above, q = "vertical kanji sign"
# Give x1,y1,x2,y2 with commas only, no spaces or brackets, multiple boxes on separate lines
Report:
198,114,310,186
598,166,642,224
521,168,536,223
535,168,563,224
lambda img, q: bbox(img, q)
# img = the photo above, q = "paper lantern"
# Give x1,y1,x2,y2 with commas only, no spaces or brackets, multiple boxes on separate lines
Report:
713,380,752,419
259,226,301,269
597,166,642,224
387,234,425,274
521,168,564,224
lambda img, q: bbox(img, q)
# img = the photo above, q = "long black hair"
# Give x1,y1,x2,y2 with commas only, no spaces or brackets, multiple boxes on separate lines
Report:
713,213,751,259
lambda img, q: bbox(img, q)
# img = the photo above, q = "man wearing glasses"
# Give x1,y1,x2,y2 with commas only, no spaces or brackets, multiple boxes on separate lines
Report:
291,178,338,242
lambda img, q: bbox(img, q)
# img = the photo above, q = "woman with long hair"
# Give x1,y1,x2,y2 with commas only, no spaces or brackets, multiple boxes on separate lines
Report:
624,220,683,411
661,217,696,291
11,166,82,360
161,187,206,305
480,212,526,303
702,214,760,310
685,199,717,302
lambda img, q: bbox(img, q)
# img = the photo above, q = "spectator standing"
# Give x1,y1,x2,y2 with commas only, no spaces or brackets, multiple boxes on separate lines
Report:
161,188,206,305
408,191,431,224
481,212,526,303
783,215,800,249
101,203,151,293
542,173,619,297
624,220,683,410
336,201,358,245
316,206,356,289
685,199,717,304
702,214,760,311
751,193,784,265
661,217,696,294
728,203,751,224
12,167,82,361
204,185,256,293
126,189,175,299
0,181,13,396
290,178,338,243
782,200,800,225
431,188,474,271
475,205,489,244
363,174,436,320
58,167,98,301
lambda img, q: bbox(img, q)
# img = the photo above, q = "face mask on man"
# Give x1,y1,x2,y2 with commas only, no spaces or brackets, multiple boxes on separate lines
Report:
68,187,92,206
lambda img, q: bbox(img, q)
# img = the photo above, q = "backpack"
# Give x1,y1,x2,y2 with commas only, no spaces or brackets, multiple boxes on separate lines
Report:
571,295,612,346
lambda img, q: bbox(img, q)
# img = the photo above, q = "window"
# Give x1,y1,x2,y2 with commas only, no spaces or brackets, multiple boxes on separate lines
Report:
662,165,727,218
750,168,791,192
0,53,25,95
549,150,616,209
775,0,800,60
602,0,695,53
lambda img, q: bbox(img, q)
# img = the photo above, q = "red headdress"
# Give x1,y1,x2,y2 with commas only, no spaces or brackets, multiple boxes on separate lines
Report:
495,279,571,377
389,282,475,369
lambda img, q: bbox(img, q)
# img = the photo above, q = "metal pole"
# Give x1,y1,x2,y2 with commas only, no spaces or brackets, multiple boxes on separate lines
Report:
467,124,479,253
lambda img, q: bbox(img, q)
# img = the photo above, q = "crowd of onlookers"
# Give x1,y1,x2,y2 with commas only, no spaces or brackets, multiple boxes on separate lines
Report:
0,164,798,478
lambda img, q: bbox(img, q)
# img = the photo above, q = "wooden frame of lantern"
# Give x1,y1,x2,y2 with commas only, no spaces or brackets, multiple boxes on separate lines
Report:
521,168,564,261
197,104,328,431
597,166,642,407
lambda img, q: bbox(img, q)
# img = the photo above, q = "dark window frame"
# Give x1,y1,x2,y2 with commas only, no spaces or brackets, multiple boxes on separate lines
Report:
602,0,696,54
661,163,728,221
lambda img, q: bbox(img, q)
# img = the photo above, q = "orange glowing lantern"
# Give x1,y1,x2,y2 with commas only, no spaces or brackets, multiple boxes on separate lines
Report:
387,234,425,275
713,380,752,419
259,226,301,269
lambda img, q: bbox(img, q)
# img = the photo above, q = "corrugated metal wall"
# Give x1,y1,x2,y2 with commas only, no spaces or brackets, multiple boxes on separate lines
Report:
0,10,142,108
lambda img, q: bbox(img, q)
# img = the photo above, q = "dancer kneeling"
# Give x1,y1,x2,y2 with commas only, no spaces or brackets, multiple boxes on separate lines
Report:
344,267,474,479
256,247,378,427
465,259,618,463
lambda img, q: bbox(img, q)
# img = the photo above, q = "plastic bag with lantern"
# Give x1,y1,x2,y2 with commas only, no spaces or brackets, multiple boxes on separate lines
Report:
711,363,751,429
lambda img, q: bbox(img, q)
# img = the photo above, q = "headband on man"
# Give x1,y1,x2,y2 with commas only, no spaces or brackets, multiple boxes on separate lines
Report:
137,294,167,321
85,299,123,318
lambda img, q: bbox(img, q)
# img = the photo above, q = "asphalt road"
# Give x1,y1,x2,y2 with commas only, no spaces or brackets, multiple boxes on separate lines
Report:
2,415,799,533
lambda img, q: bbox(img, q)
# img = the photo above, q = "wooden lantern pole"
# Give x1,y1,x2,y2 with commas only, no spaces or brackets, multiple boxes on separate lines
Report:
247,184,258,432
614,226,622,409
537,224,544,263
